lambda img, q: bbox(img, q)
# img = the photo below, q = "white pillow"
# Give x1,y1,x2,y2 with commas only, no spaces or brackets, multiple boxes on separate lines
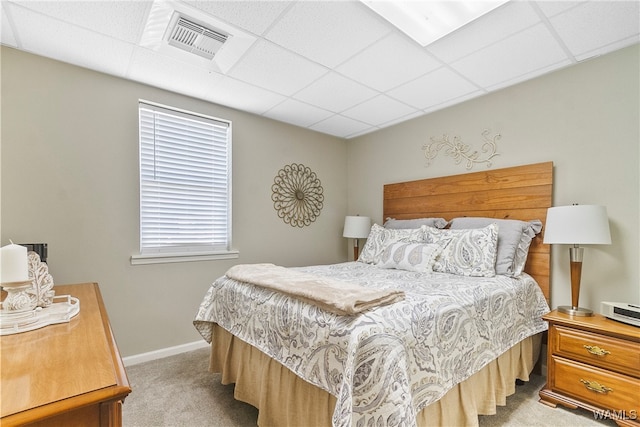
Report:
377,242,441,273
358,224,426,264
424,224,499,277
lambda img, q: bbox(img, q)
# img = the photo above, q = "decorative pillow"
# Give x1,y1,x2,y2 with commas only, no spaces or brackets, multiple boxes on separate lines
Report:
424,224,499,277
358,224,426,264
384,217,448,229
376,242,442,273
449,217,543,277
513,219,543,276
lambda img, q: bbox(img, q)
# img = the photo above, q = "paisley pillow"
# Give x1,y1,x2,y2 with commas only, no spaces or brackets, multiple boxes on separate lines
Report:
425,224,499,277
358,224,426,264
376,242,441,273
449,217,542,277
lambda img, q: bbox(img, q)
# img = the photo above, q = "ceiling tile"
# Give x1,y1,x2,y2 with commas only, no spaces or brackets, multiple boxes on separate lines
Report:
535,1,585,18
1,3,18,47
378,110,425,129
293,72,378,113
484,58,573,92
9,4,133,77
265,1,391,68
184,0,291,36
227,39,328,96
127,47,225,100
3,0,638,139
389,67,480,110
337,33,441,92
427,1,541,64
263,99,334,128
451,23,568,88
11,0,149,43
203,77,286,116
310,114,373,138
342,95,417,126
548,1,640,59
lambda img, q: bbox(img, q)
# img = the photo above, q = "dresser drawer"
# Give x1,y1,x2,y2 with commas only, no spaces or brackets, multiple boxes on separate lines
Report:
551,325,640,378
550,355,640,413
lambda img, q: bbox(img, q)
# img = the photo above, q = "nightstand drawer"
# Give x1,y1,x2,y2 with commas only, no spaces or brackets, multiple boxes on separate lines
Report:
551,355,640,413
551,325,640,378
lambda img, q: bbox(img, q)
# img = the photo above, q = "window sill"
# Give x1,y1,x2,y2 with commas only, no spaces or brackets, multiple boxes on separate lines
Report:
130,250,239,265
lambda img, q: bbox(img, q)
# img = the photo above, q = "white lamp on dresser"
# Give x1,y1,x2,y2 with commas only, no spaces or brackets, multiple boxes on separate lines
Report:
543,204,612,316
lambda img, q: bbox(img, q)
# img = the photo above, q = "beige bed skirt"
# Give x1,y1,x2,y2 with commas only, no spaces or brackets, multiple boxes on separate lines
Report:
209,324,542,427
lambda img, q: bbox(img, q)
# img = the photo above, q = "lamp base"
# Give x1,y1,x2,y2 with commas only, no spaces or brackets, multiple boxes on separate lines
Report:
557,305,594,317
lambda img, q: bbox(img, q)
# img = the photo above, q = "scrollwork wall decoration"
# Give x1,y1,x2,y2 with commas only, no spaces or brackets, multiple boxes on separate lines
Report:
271,163,324,227
422,129,502,170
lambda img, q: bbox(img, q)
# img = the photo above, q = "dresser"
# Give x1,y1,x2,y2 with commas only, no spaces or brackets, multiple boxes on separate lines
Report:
539,310,640,426
1,283,131,426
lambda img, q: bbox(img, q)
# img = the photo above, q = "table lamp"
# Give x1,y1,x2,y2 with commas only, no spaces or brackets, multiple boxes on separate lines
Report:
543,205,611,316
343,216,371,261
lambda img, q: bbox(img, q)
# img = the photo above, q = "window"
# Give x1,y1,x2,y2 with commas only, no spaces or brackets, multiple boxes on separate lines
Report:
131,101,236,265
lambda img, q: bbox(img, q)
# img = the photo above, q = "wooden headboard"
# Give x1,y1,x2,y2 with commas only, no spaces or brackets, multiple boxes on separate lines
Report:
383,162,553,303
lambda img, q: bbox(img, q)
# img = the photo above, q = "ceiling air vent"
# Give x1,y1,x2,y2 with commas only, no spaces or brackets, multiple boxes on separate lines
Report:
168,16,228,60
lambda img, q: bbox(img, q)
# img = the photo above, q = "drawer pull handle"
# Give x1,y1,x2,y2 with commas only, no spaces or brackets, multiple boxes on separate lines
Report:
580,379,613,394
583,345,610,356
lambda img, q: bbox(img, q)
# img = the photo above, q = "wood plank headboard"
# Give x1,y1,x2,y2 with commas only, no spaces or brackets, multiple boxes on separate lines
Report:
383,162,553,303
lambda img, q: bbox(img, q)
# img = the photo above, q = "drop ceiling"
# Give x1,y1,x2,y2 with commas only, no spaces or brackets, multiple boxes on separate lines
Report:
2,1,639,139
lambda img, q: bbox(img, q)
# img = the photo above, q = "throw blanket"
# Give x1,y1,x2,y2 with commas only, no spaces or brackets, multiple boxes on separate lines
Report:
225,263,405,315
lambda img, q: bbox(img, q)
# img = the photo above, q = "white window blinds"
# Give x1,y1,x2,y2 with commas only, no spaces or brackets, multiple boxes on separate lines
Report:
138,101,231,256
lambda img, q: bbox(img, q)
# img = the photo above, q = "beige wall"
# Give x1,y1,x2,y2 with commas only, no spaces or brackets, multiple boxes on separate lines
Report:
348,44,640,311
2,44,639,357
1,47,347,356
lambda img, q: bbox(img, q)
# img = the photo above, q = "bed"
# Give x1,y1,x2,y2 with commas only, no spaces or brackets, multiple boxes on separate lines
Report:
194,161,553,426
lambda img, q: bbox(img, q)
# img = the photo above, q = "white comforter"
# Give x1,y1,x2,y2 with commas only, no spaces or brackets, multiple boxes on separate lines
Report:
194,262,549,427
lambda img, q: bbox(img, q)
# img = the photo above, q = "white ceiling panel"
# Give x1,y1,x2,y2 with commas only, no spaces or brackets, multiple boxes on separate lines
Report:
265,1,391,68
310,114,372,138
203,76,286,116
389,67,480,110
547,1,640,59
452,23,570,88
342,95,417,126
227,39,327,96
422,90,485,115
427,1,541,63
535,1,582,17
293,72,378,113
264,98,334,128
127,46,224,99
1,3,18,47
337,33,441,92
3,0,638,139
8,3,134,77
14,0,149,43
184,0,291,36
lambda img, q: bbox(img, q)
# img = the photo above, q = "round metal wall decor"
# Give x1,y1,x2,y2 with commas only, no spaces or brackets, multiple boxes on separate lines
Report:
271,163,324,228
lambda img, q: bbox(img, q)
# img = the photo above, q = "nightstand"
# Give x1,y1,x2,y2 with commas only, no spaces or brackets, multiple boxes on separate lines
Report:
539,310,640,426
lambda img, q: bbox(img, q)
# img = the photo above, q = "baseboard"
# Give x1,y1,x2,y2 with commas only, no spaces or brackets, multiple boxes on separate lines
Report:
122,340,210,367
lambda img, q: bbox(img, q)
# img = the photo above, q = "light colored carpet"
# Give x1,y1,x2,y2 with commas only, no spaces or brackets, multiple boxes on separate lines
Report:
122,347,615,427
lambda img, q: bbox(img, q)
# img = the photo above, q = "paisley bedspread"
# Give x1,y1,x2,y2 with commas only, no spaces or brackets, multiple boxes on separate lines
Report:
194,262,550,427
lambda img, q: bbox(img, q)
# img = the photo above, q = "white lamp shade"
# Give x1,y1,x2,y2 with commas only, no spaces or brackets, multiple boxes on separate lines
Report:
543,205,611,245
343,216,371,238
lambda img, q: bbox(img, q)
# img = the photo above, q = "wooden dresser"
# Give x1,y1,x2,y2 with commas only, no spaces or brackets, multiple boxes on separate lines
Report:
539,310,640,426
0,283,131,426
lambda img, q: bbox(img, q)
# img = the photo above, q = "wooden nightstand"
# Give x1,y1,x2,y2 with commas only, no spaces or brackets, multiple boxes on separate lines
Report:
1,283,131,426
539,310,640,426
